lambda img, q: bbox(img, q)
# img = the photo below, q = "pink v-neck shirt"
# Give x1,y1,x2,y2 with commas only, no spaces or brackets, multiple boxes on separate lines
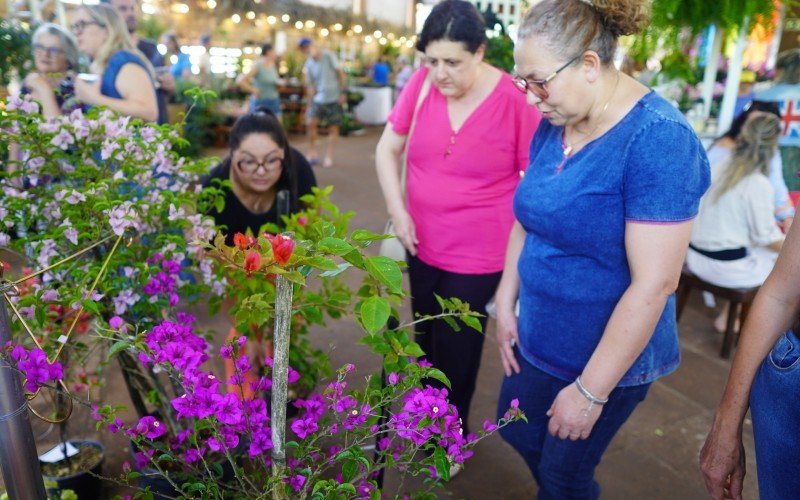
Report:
388,67,540,274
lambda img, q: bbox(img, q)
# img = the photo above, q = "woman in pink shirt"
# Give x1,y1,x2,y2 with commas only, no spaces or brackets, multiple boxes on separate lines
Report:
375,0,540,436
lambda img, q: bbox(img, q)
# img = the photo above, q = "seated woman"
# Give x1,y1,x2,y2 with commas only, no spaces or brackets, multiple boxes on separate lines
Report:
202,108,316,396
71,4,158,122
710,101,796,231
23,23,80,118
687,112,786,331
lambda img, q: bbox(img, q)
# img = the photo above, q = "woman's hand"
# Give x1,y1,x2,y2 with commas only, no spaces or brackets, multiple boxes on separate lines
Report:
24,72,53,95
74,76,102,106
699,418,746,500
391,209,418,256
496,304,520,376
547,383,603,440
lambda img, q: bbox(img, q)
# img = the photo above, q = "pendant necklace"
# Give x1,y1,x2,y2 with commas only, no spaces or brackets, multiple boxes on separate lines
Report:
558,71,621,172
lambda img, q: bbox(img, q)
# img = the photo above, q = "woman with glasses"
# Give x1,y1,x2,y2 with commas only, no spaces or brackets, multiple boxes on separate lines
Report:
203,108,316,397
70,4,157,122
23,23,80,119
375,0,540,440
203,108,316,247
493,0,709,496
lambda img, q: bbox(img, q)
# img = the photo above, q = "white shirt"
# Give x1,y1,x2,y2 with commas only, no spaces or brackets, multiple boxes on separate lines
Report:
691,145,783,251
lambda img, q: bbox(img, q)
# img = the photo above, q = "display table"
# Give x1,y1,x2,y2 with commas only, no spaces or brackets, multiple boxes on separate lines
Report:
352,86,393,125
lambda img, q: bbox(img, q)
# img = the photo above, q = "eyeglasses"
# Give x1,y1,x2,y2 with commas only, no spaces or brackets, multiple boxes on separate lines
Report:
236,155,284,174
513,54,582,100
32,44,65,57
70,20,104,34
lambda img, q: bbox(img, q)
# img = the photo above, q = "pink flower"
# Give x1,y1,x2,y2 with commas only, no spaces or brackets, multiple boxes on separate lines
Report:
109,316,124,329
265,233,294,265
244,251,261,277
291,418,318,439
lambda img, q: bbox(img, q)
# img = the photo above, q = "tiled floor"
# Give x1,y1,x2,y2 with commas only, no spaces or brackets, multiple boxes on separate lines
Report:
4,127,760,498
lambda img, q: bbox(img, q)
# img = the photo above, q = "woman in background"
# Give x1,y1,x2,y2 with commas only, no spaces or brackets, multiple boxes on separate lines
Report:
71,4,157,122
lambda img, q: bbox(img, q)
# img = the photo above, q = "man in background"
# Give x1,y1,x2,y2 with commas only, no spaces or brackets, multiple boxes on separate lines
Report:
299,37,346,169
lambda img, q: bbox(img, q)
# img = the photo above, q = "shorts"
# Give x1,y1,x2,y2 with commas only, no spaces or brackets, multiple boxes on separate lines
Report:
306,101,343,127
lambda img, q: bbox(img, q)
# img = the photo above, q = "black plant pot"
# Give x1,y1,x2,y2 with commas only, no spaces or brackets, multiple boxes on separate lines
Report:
40,440,104,499
131,441,236,498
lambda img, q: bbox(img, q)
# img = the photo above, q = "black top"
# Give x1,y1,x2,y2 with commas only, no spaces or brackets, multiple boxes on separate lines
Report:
202,147,316,245
137,38,169,125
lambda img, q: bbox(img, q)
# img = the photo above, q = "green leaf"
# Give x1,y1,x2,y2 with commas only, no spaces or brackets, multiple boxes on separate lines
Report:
360,297,391,335
317,237,355,256
364,256,403,295
351,229,389,242
403,341,425,358
342,460,357,483
426,368,451,388
433,447,450,481
443,315,460,332
107,341,129,358
462,315,483,333
319,262,352,277
304,255,340,271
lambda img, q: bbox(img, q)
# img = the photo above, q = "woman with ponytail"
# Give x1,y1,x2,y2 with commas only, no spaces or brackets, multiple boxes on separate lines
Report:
493,0,709,495
686,112,785,330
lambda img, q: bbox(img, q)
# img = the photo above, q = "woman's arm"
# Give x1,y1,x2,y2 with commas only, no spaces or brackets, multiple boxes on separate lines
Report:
700,218,800,500
75,64,158,122
239,65,258,96
374,124,418,255
547,220,693,440
495,221,526,375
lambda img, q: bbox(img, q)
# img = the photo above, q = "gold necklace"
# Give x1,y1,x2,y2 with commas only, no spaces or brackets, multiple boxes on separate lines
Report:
562,71,620,157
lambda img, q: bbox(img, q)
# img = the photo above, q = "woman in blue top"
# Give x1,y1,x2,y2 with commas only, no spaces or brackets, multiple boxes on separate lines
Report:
71,4,158,122
493,0,710,497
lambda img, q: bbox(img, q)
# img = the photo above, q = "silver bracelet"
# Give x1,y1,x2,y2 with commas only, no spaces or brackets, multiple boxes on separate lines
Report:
575,376,609,405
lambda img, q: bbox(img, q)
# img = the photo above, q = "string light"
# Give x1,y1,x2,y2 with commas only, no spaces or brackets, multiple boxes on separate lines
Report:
305,20,316,29
294,20,303,29
171,3,189,14
320,28,329,37
206,0,215,8
333,23,343,31
281,14,290,22
373,30,382,38
364,35,373,43
246,11,255,20
267,16,276,24
232,14,241,23
353,25,363,34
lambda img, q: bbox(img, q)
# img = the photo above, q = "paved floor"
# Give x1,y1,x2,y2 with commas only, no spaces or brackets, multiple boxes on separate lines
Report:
7,127,759,499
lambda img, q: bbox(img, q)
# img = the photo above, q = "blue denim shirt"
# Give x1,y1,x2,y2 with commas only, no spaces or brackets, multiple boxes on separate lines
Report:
514,91,710,386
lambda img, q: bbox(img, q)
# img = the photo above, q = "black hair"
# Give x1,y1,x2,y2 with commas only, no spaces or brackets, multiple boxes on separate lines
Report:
224,107,300,215
261,43,273,55
722,100,782,141
416,0,487,54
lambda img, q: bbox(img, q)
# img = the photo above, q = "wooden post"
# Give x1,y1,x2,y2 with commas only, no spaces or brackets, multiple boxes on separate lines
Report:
270,275,292,499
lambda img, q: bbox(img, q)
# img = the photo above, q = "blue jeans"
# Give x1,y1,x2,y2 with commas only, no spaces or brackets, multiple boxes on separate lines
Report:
498,353,650,499
750,328,800,500
251,97,281,116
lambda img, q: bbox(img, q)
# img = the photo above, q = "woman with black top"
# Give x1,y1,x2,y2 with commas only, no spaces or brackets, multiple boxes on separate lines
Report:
203,108,316,397
203,108,316,246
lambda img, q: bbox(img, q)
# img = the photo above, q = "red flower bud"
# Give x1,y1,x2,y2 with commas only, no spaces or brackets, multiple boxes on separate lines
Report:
265,234,295,266
233,233,250,251
244,251,261,277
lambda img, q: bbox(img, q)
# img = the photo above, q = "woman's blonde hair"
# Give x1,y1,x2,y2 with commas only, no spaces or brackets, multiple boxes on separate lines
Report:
713,113,781,202
518,0,650,63
80,4,153,77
